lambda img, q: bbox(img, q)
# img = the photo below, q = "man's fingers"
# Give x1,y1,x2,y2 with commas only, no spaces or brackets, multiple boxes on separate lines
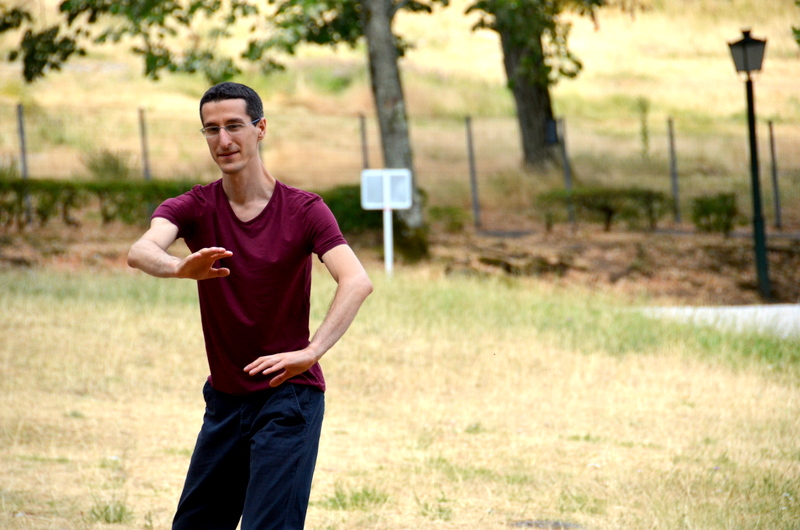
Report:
244,356,286,377
180,248,233,280
244,357,273,375
269,372,288,387
194,247,232,261
200,253,232,262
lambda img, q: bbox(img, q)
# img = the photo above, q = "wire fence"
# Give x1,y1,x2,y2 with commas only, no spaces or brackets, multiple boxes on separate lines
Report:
2,102,799,230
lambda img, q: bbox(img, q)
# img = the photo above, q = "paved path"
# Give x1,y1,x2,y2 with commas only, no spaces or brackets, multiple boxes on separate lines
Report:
643,304,800,339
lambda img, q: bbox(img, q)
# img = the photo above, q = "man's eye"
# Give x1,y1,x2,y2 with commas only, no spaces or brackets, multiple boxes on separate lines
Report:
226,124,244,132
207,127,221,134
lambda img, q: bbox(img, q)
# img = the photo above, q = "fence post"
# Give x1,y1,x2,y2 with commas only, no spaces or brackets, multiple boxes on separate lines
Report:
138,107,152,181
768,120,781,230
668,117,680,224
557,118,575,226
465,116,482,230
359,113,369,170
16,103,32,224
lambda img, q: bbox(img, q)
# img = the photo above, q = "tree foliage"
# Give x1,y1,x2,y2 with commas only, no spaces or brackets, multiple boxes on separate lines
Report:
794,1,800,49
1,0,443,84
466,0,604,88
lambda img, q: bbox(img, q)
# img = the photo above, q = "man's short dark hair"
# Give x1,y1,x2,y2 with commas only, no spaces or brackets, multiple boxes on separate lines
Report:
199,82,264,123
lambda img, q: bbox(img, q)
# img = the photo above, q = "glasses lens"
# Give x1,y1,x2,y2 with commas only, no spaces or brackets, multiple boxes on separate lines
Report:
201,119,259,137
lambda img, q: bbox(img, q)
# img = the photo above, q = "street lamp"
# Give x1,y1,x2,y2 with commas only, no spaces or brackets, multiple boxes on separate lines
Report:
728,29,771,300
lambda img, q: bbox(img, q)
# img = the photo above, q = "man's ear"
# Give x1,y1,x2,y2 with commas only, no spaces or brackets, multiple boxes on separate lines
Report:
257,118,267,141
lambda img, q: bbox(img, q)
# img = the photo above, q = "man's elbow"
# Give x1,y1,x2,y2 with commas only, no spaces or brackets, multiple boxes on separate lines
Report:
353,272,373,301
126,248,137,269
126,243,143,270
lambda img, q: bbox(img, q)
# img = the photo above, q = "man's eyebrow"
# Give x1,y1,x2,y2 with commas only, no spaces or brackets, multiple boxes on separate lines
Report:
203,118,248,127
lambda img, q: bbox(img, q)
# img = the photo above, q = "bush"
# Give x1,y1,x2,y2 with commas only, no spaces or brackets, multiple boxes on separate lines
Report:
537,187,672,231
428,205,470,233
317,184,382,234
318,184,430,261
0,178,195,228
691,193,741,237
0,180,430,257
83,150,135,181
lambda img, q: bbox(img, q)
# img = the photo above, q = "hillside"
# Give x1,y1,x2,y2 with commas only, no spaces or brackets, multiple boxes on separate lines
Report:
1,0,798,121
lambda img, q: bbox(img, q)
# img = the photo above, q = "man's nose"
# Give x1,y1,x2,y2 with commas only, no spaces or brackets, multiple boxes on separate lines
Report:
217,128,234,146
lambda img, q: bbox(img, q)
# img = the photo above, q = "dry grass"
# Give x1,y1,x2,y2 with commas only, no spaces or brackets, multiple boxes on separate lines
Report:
0,263,798,529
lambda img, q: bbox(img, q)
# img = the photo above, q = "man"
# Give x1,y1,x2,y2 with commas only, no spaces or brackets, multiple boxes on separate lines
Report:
127,82,373,530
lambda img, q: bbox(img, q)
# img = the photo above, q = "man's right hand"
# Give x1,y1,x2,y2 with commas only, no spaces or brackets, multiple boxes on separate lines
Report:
128,218,233,280
175,247,233,280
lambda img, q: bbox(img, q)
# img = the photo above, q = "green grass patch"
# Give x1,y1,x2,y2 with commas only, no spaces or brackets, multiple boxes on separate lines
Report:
317,483,390,511
425,456,499,482
371,272,800,381
88,498,133,524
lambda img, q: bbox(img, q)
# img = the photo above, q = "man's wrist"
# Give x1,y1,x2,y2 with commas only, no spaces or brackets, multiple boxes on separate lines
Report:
305,342,326,363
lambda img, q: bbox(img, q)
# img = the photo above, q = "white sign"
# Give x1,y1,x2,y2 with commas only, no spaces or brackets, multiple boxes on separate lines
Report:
360,168,413,276
361,168,413,210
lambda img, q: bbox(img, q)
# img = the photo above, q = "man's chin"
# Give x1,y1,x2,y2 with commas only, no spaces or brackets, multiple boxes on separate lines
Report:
215,157,241,173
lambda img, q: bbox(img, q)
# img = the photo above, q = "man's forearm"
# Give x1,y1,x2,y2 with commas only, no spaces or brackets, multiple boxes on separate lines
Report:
307,274,373,360
127,239,180,278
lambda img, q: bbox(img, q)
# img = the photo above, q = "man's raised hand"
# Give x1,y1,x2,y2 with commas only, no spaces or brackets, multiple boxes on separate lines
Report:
176,247,233,280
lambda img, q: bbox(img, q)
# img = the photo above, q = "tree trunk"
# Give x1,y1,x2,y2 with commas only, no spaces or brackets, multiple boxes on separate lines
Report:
361,0,428,258
499,27,557,170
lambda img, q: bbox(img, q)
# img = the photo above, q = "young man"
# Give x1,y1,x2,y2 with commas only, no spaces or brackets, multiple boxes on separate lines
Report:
127,82,373,530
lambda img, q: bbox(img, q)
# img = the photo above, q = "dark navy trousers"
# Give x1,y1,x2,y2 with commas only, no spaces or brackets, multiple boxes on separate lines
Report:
173,381,325,530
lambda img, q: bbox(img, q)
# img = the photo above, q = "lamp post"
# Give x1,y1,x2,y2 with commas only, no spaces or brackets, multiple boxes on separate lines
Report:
728,29,771,300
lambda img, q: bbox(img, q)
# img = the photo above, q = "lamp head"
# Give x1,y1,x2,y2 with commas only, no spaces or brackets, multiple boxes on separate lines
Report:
728,29,767,74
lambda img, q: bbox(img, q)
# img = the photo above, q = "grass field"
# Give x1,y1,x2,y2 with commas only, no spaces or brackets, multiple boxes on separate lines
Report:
1,263,798,529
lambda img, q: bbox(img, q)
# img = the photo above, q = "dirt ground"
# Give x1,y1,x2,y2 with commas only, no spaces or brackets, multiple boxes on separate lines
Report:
430,226,800,306
2,214,800,306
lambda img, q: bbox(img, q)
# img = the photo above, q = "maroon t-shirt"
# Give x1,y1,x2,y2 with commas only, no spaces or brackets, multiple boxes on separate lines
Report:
152,179,346,395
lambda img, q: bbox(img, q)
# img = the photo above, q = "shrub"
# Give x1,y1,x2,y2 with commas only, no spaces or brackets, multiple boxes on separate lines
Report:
691,193,741,237
0,179,195,228
537,187,672,231
317,184,430,260
83,150,135,181
428,205,470,233
317,184,382,234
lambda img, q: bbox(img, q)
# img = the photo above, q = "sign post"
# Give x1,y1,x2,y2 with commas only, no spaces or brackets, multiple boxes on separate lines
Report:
361,168,413,275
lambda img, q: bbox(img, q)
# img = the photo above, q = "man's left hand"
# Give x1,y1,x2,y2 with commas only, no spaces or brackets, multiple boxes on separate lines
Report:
244,349,319,387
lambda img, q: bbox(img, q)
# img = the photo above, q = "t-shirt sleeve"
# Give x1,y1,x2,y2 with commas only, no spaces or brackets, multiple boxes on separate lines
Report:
306,197,347,260
151,186,203,240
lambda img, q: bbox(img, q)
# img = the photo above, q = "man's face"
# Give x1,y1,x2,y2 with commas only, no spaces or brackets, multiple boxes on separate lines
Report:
200,98,265,176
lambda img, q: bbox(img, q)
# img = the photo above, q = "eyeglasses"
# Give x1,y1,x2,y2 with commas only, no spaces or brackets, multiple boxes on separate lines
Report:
200,118,262,138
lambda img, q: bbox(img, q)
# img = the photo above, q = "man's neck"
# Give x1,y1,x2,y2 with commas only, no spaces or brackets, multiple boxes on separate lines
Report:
222,165,277,207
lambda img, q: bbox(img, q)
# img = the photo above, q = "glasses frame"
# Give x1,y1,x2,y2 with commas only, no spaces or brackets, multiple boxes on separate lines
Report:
200,117,262,138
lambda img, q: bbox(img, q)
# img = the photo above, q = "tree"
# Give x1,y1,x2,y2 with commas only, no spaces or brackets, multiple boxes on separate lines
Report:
266,0,434,256
466,0,640,170
0,0,439,257
794,1,800,48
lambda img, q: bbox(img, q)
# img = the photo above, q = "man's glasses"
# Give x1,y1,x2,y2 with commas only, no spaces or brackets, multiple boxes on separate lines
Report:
200,118,262,138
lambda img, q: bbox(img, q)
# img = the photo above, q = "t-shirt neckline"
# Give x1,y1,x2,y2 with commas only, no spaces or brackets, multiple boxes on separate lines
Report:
219,179,281,225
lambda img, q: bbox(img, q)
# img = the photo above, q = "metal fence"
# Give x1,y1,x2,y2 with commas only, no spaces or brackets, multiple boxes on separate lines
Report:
2,102,799,230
